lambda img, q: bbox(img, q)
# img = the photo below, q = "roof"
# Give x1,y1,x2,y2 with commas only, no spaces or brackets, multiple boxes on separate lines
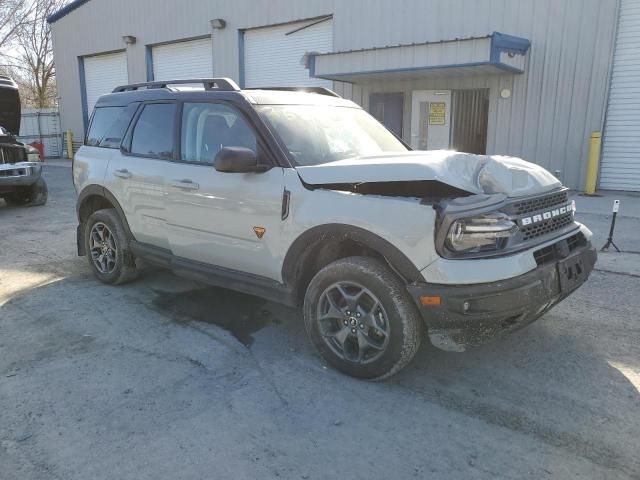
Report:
47,0,91,24
94,86,357,109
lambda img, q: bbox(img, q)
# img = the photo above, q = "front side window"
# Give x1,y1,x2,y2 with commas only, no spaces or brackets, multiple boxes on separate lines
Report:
130,103,176,159
86,106,124,146
181,103,257,164
257,105,408,166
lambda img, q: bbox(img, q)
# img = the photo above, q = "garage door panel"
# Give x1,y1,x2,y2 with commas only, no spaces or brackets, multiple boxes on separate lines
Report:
153,38,213,81
84,51,128,116
244,18,333,88
600,0,640,191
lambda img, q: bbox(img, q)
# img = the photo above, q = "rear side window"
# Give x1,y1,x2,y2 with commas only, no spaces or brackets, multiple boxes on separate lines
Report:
130,103,176,159
98,103,139,149
86,107,124,146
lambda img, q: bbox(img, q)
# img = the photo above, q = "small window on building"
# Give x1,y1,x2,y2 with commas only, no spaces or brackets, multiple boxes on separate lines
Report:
98,103,139,149
86,106,124,146
181,103,257,164
130,103,176,159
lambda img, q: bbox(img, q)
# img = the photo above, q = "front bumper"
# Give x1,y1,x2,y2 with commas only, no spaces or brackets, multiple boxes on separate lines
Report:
408,237,597,352
0,162,42,191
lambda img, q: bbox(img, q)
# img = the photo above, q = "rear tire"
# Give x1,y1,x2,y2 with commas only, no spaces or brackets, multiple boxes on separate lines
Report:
303,256,423,380
85,208,139,285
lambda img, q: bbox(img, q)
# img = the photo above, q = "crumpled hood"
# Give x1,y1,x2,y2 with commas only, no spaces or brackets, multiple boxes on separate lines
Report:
295,150,562,198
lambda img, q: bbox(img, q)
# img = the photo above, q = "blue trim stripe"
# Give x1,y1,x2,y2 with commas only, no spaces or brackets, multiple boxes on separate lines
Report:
238,30,246,88
78,57,89,133
47,0,91,24
145,46,154,81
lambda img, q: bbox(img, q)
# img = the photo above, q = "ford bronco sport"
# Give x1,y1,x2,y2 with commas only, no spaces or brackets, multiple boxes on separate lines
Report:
0,76,47,206
73,78,596,380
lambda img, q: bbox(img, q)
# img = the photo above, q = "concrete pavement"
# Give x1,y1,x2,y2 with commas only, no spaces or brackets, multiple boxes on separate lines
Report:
0,165,638,480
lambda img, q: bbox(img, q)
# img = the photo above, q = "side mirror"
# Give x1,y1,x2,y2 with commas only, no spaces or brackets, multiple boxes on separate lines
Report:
213,147,267,173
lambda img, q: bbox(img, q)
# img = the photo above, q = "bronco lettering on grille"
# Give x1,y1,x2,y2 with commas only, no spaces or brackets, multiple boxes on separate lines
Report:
519,202,575,227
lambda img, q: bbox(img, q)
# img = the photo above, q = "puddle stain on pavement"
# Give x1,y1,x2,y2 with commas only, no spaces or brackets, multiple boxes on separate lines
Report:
151,287,277,347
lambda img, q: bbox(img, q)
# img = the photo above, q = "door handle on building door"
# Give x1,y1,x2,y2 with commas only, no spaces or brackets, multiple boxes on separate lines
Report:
113,169,132,179
170,179,199,190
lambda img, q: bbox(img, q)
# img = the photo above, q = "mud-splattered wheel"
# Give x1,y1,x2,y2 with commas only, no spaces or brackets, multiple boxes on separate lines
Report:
304,256,423,380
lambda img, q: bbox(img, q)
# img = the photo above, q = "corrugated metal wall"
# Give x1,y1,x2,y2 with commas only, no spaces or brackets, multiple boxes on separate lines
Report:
50,0,619,189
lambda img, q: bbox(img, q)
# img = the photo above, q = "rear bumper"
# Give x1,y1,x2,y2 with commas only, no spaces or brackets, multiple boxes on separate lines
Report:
0,162,42,191
407,238,597,351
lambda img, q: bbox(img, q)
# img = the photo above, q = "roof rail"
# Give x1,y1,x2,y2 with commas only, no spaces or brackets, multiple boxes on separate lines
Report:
112,78,240,93
244,86,342,98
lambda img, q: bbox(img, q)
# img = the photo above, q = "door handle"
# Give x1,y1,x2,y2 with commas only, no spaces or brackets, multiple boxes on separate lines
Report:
170,179,199,190
113,169,132,179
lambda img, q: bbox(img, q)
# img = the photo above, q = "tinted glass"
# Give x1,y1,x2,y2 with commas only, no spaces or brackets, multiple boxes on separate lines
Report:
130,103,176,159
181,103,257,164
97,103,139,149
86,107,124,146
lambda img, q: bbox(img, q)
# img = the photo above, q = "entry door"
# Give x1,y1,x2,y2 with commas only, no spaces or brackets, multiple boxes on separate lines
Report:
165,102,285,281
369,93,403,138
410,90,451,150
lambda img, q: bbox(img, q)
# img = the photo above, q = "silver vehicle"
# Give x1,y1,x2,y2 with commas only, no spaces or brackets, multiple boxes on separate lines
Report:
73,78,596,379
0,76,47,206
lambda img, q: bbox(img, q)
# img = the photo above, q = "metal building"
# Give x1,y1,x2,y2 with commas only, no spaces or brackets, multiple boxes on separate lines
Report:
49,0,634,191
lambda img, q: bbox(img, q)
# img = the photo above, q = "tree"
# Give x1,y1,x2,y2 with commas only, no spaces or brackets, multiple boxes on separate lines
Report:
12,0,64,108
0,0,32,52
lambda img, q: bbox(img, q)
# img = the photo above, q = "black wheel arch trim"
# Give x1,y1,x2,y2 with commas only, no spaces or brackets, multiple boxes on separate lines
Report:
76,185,135,255
282,224,425,286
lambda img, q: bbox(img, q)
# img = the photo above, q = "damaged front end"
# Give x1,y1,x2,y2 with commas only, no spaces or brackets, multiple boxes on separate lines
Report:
296,150,595,352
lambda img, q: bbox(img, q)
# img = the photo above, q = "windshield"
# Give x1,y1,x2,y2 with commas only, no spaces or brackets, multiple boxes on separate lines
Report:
257,105,408,166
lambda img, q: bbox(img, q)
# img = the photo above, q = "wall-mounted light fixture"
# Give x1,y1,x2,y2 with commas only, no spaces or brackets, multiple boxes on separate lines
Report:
122,35,137,45
210,18,226,29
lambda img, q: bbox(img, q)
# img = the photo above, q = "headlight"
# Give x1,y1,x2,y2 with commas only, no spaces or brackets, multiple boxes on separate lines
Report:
446,213,517,254
25,145,41,162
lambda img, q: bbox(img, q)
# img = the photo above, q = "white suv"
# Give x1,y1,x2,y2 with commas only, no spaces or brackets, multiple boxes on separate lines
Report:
73,78,596,379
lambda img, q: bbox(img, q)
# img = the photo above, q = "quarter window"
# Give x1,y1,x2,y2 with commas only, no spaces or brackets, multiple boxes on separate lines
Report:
181,103,257,164
130,103,176,159
86,107,124,147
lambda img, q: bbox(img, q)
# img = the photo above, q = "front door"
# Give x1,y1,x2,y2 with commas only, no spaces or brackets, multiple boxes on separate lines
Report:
369,93,403,138
410,90,451,150
165,102,285,281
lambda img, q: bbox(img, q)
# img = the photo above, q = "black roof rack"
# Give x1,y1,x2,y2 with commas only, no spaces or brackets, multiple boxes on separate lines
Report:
112,78,240,93
244,86,341,98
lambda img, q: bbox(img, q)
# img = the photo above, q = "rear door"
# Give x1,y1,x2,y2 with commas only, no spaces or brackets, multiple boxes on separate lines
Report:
104,102,177,250
164,101,285,280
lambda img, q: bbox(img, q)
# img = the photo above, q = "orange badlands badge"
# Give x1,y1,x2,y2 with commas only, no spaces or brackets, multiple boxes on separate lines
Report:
253,226,266,239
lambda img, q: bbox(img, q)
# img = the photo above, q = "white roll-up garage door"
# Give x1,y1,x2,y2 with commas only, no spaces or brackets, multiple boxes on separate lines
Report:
600,0,640,191
84,51,128,115
244,18,333,88
152,38,213,81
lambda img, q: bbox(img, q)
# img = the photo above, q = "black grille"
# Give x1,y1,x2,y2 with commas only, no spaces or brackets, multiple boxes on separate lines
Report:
511,190,569,215
521,213,574,241
0,146,26,164
534,233,586,265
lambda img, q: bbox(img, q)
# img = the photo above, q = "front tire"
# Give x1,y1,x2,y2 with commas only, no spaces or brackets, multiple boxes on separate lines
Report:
304,256,423,380
85,208,138,285
3,178,48,206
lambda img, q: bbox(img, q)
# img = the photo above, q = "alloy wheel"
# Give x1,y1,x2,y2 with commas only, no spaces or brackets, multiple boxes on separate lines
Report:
89,222,117,274
316,282,390,364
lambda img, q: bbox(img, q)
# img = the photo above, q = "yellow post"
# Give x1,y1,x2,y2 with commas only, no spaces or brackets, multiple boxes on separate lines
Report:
584,131,601,195
66,129,73,160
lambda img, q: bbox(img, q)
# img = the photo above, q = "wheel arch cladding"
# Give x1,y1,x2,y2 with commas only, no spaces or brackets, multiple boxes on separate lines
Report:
282,224,424,304
76,185,134,255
